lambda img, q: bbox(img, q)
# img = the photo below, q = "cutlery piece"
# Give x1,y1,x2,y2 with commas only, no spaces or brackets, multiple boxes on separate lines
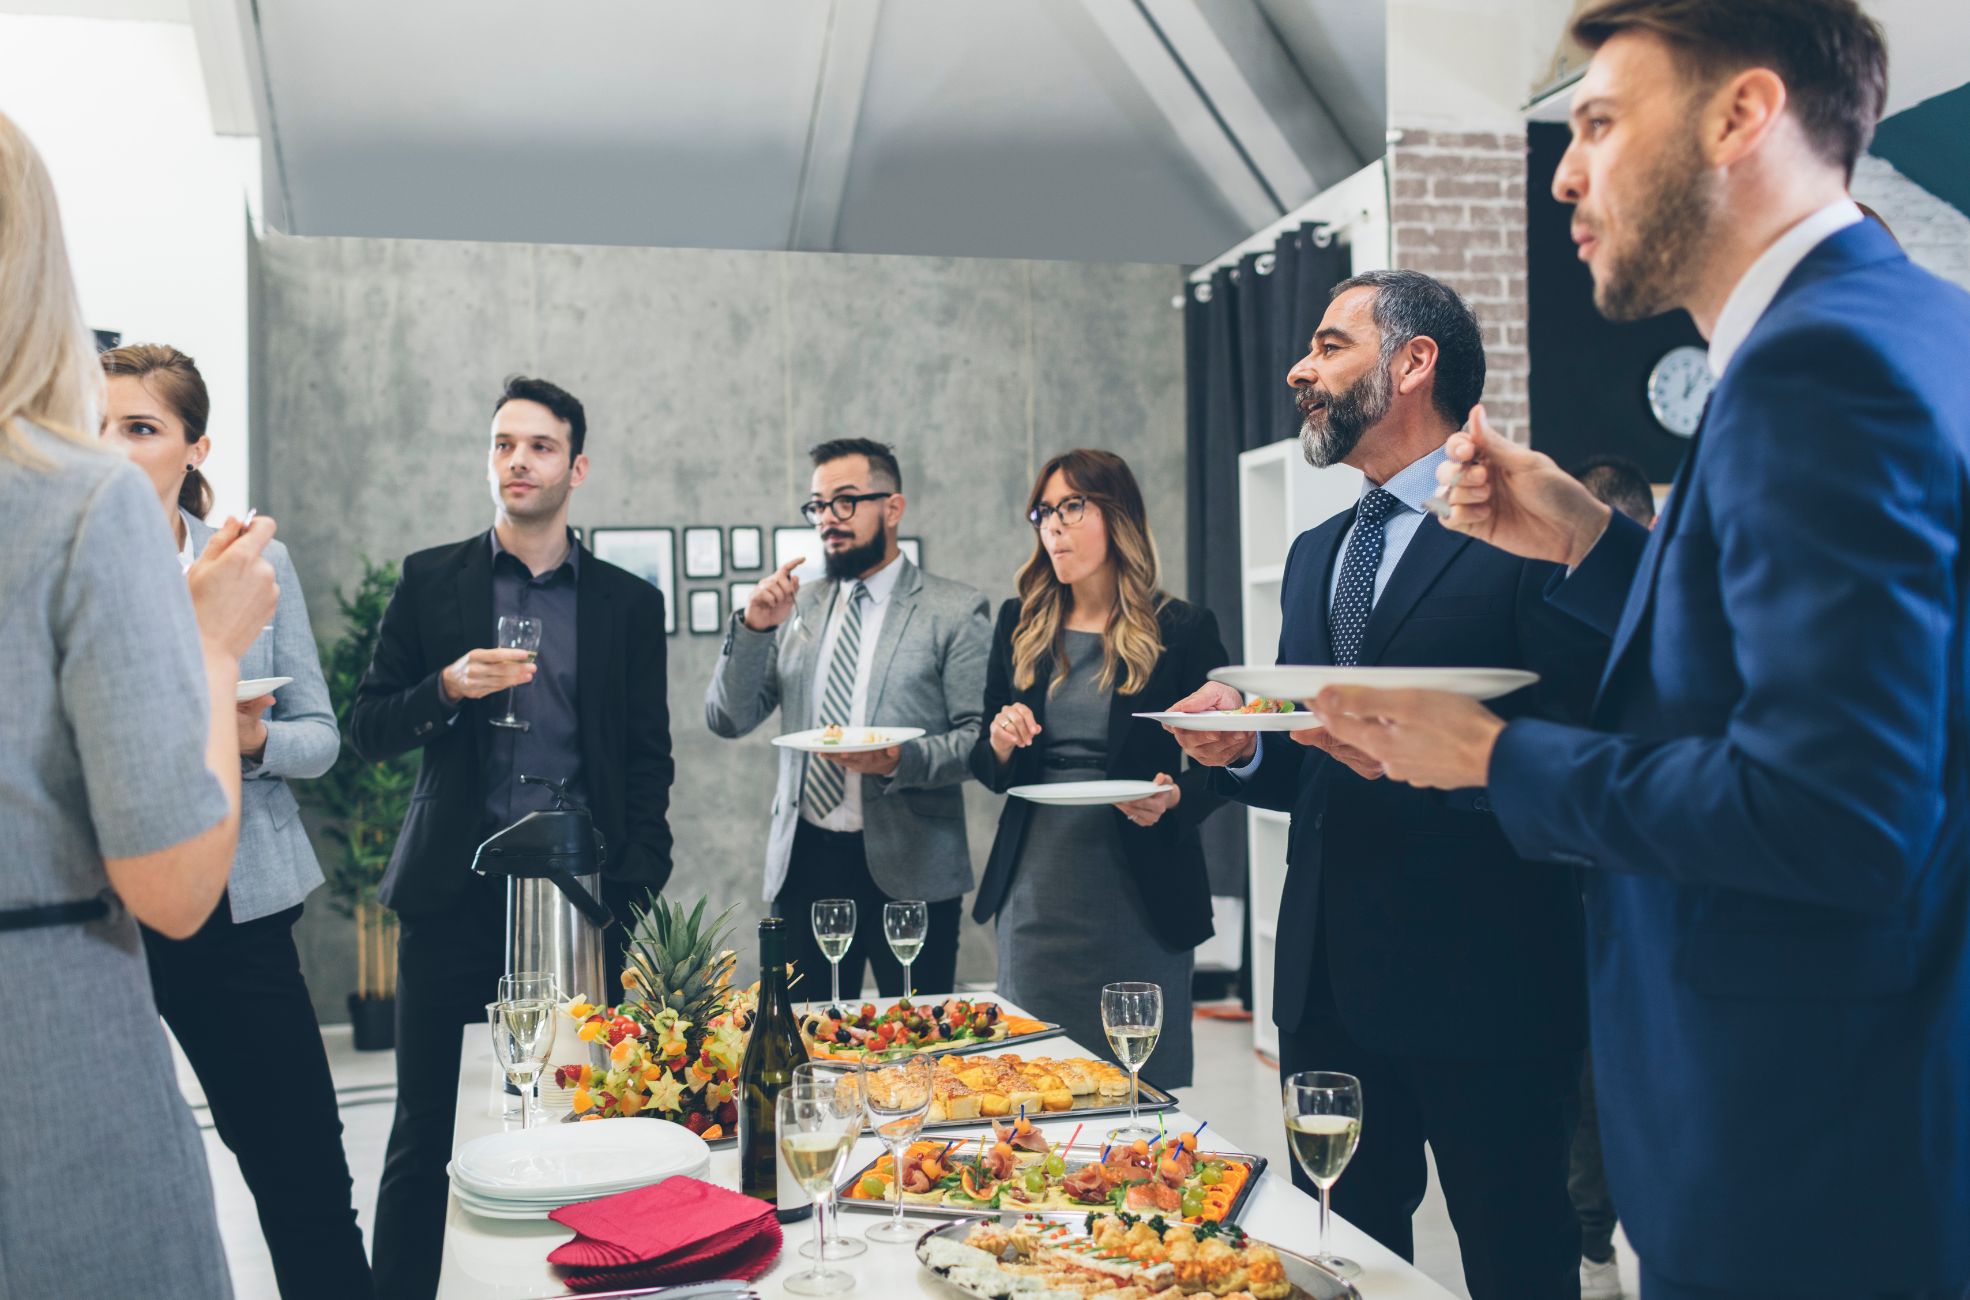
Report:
1421,462,1471,518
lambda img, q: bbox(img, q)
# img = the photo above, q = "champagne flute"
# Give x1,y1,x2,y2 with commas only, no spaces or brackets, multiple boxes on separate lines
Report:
490,615,543,730
1284,1071,1364,1279
861,1051,933,1244
792,1061,868,1262
882,900,927,1004
491,999,558,1132
778,1076,863,1295
498,972,560,1125
1100,981,1163,1144
811,899,857,1014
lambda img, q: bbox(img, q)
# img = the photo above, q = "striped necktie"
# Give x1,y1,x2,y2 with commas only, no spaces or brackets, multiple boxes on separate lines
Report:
801,581,869,818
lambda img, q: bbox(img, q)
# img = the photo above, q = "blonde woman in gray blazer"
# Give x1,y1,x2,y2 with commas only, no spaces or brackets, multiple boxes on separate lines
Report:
102,344,371,1298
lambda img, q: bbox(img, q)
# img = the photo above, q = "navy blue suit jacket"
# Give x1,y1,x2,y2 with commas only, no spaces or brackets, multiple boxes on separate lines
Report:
1491,221,1970,1290
1219,501,1606,1058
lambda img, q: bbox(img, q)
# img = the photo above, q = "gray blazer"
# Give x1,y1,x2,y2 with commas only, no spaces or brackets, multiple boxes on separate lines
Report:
186,513,338,922
705,557,990,903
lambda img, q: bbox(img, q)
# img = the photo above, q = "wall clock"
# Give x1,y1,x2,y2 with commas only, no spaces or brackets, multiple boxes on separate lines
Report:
1646,345,1713,438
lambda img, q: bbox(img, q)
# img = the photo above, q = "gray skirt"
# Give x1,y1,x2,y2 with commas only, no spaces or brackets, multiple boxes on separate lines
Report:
994,766,1195,1089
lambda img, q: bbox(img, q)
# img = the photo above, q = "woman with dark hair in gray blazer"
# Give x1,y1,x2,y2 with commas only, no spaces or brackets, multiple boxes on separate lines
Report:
102,344,372,1299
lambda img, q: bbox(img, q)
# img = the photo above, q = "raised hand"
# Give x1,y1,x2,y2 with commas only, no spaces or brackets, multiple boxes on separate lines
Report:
744,556,804,631
440,647,536,703
1436,403,1613,567
988,702,1041,764
1161,681,1256,768
187,514,279,661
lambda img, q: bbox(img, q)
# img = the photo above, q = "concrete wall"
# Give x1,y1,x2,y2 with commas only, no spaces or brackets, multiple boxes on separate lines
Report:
252,233,1188,1022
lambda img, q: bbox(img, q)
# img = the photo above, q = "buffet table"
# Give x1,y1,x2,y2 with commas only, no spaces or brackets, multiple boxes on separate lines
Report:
437,1011,1456,1299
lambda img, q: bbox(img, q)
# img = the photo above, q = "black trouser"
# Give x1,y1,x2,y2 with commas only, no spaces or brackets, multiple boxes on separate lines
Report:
371,874,505,1300
143,896,373,1300
775,821,961,1004
1570,1056,1619,1265
1278,1011,1581,1300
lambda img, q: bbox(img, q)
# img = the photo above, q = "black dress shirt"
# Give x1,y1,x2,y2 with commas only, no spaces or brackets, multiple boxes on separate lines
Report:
480,531,585,832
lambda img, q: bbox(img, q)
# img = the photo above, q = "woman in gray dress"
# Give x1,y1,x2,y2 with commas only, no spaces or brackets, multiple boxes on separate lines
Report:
100,342,371,1299
0,111,278,1298
968,450,1226,1088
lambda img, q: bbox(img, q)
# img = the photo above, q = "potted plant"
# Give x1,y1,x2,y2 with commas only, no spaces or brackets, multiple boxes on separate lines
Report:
309,557,418,1050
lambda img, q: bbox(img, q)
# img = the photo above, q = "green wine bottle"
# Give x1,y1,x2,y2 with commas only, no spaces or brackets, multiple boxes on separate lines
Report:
738,917,811,1221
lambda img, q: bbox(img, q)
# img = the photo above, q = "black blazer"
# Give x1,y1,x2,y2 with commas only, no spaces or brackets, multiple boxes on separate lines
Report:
969,597,1228,952
350,531,675,918
1220,510,1607,1058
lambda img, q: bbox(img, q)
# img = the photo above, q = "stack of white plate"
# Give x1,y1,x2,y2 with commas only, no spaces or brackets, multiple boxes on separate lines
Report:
448,1118,712,1220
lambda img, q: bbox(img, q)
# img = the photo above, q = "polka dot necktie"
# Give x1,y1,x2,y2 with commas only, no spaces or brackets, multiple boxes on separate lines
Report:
1328,488,1402,667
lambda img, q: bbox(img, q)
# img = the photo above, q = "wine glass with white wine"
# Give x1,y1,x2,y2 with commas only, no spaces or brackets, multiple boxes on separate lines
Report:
490,978,560,1132
490,615,542,730
811,898,856,1014
1284,1071,1363,1279
778,1073,864,1295
882,900,927,1004
791,1061,868,1262
1100,981,1162,1144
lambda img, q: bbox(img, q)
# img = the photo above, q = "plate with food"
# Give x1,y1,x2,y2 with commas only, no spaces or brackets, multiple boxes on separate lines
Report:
1006,780,1168,807
1135,698,1317,732
917,1212,1359,1300
860,1053,1175,1129
1210,664,1540,702
801,997,1060,1062
772,725,927,755
235,676,293,702
843,1133,1264,1225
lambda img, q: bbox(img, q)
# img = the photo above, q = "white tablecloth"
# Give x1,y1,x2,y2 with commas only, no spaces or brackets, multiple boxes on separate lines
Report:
437,1014,1455,1299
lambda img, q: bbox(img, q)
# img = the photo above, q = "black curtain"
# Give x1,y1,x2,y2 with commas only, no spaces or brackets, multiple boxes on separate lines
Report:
1181,222,1350,1013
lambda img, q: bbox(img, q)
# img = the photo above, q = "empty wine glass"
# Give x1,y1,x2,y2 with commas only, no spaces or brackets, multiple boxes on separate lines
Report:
778,1074,864,1295
861,1051,934,1244
1284,1071,1364,1279
1100,981,1162,1144
491,614,542,730
793,1061,867,1262
811,899,857,1014
882,900,927,1004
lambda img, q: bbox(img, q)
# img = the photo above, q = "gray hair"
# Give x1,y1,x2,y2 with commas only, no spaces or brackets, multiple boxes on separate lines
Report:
1329,269,1487,429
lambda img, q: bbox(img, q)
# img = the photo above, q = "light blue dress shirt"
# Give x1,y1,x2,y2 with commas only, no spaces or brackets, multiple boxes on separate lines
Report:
1230,445,1451,779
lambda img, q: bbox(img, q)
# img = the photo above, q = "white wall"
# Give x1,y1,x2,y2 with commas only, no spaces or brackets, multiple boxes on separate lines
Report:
0,12,257,518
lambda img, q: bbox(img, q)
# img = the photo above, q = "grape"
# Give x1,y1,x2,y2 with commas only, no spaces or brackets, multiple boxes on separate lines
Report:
1024,1169,1046,1194
1180,1190,1206,1217
1199,1166,1223,1186
1044,1153,1067,1177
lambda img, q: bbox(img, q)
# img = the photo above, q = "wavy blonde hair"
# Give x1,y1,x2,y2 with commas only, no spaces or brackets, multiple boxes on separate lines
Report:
0,112,98,461
1012,449,1166,697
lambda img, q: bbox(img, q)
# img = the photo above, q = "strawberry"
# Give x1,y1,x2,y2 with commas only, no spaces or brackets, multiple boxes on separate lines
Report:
683,1111,711,1135
717,1100,739,1127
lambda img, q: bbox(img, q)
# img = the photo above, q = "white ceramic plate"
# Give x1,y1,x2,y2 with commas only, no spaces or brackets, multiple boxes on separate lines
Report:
1007,780,1167,808
772,726,926,755
1134,709,1319,733
235,676,292,702
453,1117,711,1198
1209,665,1540,702
450,1158,712,1218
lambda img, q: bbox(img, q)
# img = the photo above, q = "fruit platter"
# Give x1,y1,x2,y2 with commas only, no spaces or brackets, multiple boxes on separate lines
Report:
841,1129,1265,1225
916,1212,1359,1300
800,997,1060,1062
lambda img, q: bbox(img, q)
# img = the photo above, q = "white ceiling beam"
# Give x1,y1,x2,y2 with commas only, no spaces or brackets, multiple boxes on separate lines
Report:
788,0,883,252
186,0,264,137
1074,0,1281,231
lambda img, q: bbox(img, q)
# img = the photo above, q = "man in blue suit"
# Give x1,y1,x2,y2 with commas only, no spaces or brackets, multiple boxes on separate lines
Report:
1171,269,1607,1298
1315,2,1970,1296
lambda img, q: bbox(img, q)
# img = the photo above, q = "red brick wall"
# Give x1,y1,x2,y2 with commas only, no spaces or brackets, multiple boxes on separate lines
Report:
1387,128,1531,443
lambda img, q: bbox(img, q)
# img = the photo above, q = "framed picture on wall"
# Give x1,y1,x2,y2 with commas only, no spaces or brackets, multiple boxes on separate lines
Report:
730,580,759,613
683,526,724,580
773,526,825,583
688,588,723,635
900,537,924,568
589,527,677,635
729,526,764,572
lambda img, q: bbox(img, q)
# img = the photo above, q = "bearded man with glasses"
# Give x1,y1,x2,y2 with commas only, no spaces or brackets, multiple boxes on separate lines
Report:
706,438,991,1001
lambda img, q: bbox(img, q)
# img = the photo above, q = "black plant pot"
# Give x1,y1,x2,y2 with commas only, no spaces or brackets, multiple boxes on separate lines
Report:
348,994,396,1052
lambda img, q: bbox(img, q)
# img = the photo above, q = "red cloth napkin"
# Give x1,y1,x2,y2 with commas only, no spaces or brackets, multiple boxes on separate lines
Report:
547,1177,781,1292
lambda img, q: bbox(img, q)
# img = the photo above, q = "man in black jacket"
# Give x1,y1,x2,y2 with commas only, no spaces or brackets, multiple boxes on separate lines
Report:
353,376,674,1299
1170,272,1604,1300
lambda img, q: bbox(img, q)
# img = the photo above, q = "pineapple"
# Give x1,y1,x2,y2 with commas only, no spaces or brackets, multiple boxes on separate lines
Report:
623,894,738,1030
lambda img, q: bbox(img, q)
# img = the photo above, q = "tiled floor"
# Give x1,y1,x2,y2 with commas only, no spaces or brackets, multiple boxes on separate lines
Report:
179,1010,1642,1299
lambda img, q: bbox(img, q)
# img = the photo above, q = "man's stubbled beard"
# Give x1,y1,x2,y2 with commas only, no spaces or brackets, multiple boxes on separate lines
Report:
1299,356,1394,469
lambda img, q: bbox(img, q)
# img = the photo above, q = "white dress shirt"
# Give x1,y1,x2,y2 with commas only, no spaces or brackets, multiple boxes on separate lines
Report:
1707,198,1861,378
803,553,905,833
176,509,197,572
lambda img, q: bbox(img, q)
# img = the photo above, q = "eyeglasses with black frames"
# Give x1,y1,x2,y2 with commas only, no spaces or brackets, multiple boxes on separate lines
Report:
800,491,893,525
1028,495,1093,530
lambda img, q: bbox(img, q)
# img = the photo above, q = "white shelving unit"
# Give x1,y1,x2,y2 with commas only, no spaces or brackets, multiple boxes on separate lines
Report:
1237,438,1362,1058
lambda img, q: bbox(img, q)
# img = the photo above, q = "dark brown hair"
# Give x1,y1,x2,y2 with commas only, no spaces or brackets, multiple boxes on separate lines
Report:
100,343,212,518
1572,0,1887,177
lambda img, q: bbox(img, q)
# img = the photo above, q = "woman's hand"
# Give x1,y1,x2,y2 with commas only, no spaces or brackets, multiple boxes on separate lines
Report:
236,694,273,761
989,702,1041,764
1116,773,1179,828
187,515,278,662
